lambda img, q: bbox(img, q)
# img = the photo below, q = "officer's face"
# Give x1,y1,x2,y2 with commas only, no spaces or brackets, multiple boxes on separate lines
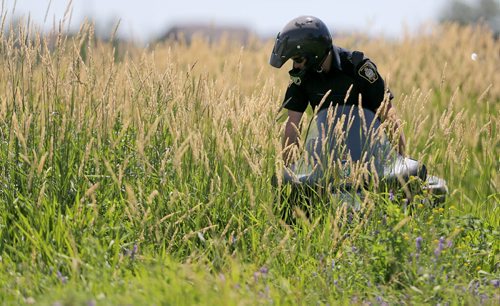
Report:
292,56,306,69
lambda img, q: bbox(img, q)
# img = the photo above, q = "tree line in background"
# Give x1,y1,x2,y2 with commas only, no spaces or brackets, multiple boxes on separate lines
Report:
440,0,500,37
4,0,500,45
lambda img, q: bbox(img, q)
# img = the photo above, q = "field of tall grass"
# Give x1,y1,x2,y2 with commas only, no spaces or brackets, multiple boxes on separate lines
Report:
0,17,498,305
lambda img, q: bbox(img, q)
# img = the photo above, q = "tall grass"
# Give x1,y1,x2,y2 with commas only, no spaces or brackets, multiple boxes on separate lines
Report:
0,17,498,305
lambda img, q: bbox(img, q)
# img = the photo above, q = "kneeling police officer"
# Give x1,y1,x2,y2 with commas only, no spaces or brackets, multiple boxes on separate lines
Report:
270,16,406,166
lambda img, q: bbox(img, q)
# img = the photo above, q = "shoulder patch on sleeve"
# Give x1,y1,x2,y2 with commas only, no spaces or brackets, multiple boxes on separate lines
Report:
358,61,379,83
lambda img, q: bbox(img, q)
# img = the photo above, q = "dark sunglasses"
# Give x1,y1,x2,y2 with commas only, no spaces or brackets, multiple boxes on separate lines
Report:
292,56,306,64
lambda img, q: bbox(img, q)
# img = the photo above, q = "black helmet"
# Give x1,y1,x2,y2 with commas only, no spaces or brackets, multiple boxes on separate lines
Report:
269,16,332,70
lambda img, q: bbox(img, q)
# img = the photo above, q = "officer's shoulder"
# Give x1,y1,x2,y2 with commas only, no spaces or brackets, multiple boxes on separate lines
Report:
337,48,368,67
338,48,380,84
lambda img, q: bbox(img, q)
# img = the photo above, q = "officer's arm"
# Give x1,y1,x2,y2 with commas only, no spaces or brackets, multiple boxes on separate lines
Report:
283,110,303,165
380,101,406,156
357,59,406,156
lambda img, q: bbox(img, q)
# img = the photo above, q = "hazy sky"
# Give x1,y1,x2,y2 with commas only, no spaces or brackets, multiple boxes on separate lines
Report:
4,0,449,42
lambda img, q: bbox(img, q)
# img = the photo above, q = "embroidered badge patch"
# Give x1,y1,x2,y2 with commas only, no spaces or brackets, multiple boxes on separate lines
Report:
358,62,379,83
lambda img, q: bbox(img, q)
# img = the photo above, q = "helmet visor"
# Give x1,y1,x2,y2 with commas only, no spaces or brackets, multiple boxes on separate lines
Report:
269,33,288,68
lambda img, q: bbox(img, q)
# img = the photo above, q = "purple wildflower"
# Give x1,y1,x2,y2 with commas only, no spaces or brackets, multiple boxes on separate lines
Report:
389,190,394,201
490,279,499,288
56,270,68,284
253,266,269,282
480,294,488,303
376,296,389,306
446,239,453,248
468,279,480,295
433,246,441,258
416,236,423,252
128,244,138,260
434,236,445,258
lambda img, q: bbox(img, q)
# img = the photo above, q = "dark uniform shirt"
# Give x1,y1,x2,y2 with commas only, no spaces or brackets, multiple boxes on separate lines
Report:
283,46,392,114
